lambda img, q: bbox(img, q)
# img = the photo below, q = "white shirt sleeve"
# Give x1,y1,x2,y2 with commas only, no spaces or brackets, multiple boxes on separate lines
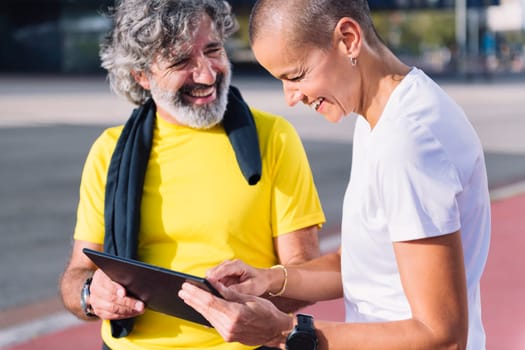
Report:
375,118,463,242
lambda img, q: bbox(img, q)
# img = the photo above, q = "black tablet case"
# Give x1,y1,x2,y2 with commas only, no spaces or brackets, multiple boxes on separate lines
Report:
83,248,220,327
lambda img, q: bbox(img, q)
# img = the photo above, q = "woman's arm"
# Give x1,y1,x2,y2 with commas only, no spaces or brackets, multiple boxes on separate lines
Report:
182,231,468,350
206,248,343,302
314,231,468,350
277,250,343,302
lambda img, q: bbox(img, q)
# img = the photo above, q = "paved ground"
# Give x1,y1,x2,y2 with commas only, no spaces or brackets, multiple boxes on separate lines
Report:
0,73,524,349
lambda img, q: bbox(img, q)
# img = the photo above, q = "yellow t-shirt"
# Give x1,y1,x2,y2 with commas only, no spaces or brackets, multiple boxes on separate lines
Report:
74,108,325,349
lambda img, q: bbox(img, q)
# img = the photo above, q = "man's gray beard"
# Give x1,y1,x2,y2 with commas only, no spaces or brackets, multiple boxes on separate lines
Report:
149,71,231,129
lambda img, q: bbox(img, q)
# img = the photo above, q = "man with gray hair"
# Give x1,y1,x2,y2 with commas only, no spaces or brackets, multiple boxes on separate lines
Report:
59,0,325,349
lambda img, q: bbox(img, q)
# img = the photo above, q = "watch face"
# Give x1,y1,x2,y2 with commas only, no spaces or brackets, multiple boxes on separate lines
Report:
287,332,317,350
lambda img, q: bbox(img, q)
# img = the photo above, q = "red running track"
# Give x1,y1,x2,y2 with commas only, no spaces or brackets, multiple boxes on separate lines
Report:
4,193,524,350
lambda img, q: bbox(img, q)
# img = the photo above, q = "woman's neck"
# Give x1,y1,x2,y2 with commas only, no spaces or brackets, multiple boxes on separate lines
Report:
358,46,410,129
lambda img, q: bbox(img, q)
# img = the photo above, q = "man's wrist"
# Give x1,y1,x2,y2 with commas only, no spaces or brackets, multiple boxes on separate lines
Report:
278,313,295,346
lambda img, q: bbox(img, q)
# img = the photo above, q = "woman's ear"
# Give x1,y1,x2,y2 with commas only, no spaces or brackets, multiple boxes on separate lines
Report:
132,70,150,90
334,17,362,58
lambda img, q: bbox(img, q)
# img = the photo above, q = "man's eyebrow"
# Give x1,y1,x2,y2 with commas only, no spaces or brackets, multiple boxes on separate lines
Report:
205,41,223,50
166,40,223,63
168,46,192,62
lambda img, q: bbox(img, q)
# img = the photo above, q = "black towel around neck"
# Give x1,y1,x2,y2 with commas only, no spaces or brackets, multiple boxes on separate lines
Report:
103,85,261,338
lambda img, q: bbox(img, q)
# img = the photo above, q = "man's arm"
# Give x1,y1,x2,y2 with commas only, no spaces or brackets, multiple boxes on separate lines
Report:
60,240,103,320
268,224,322,312
274,225,321,265
59,240,144,321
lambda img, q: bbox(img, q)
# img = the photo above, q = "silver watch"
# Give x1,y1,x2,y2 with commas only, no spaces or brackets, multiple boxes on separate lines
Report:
80,277,97,317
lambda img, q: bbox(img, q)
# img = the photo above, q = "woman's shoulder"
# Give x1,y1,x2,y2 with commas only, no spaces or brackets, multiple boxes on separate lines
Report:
393,68,458,112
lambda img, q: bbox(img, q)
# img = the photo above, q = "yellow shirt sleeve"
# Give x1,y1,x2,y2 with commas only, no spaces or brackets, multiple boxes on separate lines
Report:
74,126,122,244
257,111,325,236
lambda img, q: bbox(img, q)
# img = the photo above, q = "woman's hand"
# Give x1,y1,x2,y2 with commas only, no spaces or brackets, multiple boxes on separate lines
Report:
89,269,145,320
179,280,293,348
206,259,273,297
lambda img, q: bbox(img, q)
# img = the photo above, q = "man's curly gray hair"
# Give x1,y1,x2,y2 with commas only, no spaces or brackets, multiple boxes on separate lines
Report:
100,0,238,105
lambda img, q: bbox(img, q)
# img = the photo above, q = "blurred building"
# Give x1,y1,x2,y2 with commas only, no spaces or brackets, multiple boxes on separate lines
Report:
2,0,524,75
0,0,114,73
485,0,525,72
0,0,266,73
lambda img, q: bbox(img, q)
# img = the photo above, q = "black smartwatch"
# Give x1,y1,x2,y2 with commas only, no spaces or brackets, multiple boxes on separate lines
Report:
285,313,318,350
80,277,97,317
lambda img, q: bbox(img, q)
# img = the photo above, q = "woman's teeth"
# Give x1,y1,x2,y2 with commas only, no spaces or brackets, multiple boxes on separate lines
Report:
311,97,324,111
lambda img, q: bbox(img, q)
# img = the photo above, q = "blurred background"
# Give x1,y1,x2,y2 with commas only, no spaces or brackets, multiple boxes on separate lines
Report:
1,0,525,78
1,1,525,349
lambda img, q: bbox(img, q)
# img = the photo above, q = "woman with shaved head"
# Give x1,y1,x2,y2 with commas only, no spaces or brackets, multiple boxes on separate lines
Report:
180,1,491,349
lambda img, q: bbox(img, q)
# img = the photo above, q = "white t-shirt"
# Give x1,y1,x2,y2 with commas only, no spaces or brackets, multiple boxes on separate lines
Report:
341,68,491,349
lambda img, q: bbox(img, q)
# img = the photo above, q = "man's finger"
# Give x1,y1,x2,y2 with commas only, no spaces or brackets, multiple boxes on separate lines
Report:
179,282,224,327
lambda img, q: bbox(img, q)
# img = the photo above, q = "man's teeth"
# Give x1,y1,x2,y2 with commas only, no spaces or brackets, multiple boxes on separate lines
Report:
311,97,324,111
190,87,214,97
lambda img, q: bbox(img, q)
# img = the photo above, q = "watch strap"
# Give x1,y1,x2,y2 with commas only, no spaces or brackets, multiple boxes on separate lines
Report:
296,313,315,332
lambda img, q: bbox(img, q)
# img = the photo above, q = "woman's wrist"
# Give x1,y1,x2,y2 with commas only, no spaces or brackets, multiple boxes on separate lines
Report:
267,264,288,297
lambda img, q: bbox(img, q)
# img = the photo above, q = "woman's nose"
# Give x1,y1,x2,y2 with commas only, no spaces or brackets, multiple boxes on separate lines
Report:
282,81,303,107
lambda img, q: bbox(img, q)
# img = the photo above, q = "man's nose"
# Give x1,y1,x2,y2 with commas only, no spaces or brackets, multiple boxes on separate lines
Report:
192,56,216,85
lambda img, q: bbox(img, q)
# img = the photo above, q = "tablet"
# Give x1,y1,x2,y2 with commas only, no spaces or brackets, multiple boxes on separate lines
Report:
82,248,220,327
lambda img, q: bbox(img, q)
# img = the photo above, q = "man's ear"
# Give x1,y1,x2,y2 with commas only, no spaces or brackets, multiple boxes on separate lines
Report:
334,17,362,57
132,70,150,90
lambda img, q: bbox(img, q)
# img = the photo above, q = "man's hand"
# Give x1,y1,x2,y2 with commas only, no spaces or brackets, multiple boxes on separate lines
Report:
89,269,145,320
179,280,293,348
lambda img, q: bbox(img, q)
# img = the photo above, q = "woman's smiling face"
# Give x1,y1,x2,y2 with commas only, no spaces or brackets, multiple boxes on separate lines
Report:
252,28,361,123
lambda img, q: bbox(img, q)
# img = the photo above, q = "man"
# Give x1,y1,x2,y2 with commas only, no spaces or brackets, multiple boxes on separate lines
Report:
59,1,325,349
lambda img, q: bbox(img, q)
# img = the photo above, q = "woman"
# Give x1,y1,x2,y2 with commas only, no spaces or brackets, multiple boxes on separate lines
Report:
179,1,491,349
